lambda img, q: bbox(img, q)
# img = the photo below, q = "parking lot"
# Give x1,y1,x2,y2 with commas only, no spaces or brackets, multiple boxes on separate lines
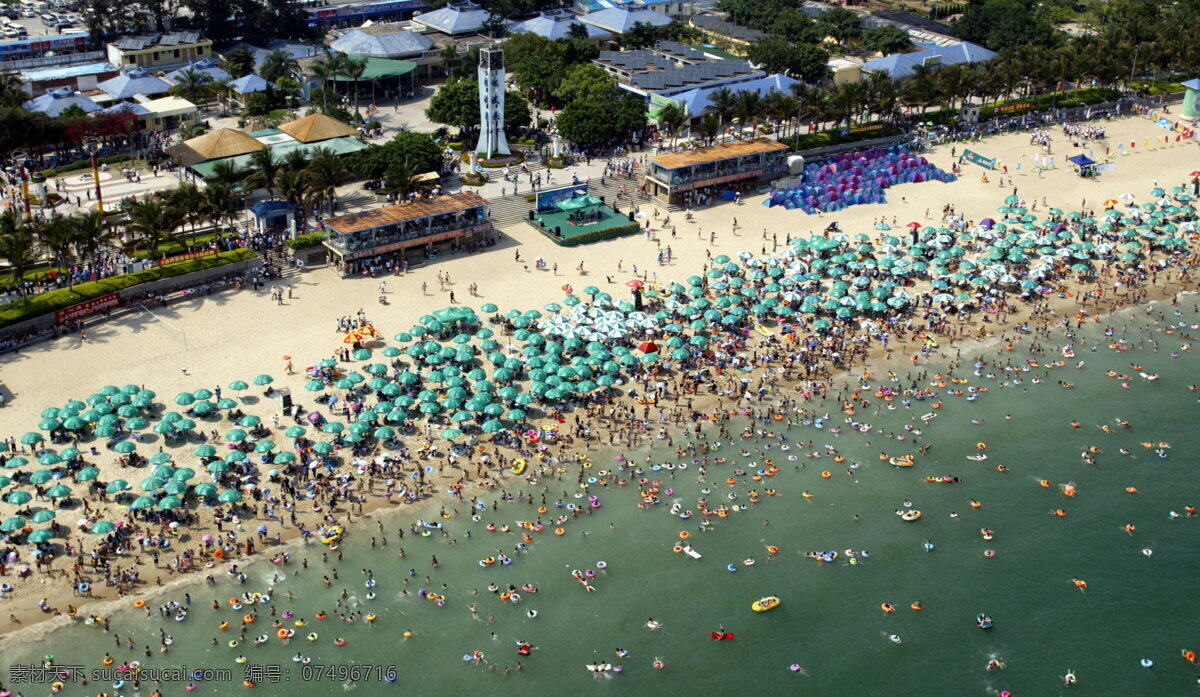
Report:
0,0,86,40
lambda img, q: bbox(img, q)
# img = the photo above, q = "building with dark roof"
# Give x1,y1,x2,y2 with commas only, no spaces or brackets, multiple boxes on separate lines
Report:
688,14,765,56
105,32,213,70
595,41,764,105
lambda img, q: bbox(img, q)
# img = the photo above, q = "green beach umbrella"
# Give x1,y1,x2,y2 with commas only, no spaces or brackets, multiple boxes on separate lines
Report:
6,491,32,505
157,495,183,509
229,380,249,390
273,452,296,464
312,442,334,455
239,415,261,428
106,480,130,494
29,470,53,485
194,444,218,457
218,489,242,503
253,375,273,386
28,528,54,543
1,516,27,532
223,451,247,463
75,467,100,482
206,461,230,474
130,496,155,510
31,509,55,523
175,392,196,406
89,520,116,534
20,432,43,445
254,440,277,453
192,482,218,497
162,481,188,496
112,441,137,454
441,428,463,440
46,484,71,498
226,429,247,442
285,426,306,438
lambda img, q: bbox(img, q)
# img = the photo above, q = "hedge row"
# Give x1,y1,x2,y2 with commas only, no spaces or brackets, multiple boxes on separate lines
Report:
979,87,1121,118
285,233,326,251
535,220,641,247
0,248,256,329
780,123,904,152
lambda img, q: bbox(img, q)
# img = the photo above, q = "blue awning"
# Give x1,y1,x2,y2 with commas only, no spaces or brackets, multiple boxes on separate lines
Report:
250,200,294,216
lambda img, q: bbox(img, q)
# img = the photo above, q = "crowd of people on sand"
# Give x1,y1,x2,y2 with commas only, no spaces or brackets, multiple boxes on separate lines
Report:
0,119,1197,642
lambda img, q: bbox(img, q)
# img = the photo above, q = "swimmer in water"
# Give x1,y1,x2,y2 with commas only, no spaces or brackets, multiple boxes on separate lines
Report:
645,618,661,630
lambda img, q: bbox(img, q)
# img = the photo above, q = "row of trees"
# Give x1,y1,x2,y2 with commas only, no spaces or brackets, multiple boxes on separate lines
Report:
84,0,317,47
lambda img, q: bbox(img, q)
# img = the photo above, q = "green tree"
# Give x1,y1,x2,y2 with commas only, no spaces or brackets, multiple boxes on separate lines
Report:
953,0,1061,52
222,46,256,79
0,209,37,287
622,21,662,49
862,25,912,55
426,77,480,131
553,64,617,104
818,7,862,44
258,49,300,84
203,181,240,232
382,158,420,201
339,57,367,116
304,148,347,216
695,113,721,145
0,74,25,108
37,216,77,284
166,182,207,245
566,22,590,40
169,68,213,106
556,92,646,147
70,210,116,267
123,197,181,259
244,149,282,195
732,90,762,138
655,102,687,146
707,86,737,135
346,131,443,180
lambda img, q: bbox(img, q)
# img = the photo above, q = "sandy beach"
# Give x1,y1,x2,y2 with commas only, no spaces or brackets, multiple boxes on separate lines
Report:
0,111,1195,643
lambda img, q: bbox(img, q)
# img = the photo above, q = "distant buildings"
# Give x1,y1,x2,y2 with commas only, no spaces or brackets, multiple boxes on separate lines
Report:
412,1,493,35
577,1,671,34
105,32,213,70
509,10,611,41
861,41,997,80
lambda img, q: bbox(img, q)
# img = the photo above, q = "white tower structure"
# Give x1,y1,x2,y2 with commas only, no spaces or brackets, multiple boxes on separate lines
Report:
476,45,510,158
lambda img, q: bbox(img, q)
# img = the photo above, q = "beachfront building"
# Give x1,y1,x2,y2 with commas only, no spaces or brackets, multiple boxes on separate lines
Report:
105,32,213,70
18,61,119,96
643,138,787,205
687,15,765,57
23,86,101,116
305,0,431,29
322,192,492,271
328,24,436,58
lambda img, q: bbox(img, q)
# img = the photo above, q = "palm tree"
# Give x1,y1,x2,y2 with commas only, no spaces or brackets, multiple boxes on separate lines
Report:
695,113,720,145
207,161,242,187
732,90,762,138
123,197,180,259
169,68,213,108
37,215,77,282
706,87,737,142
0,73,25,107
382,158,419,202
0,209,36,287
303,149,347,216
656,103,686,146
439,45,459,78
245,149,281,195
274,169,308,230
258,49,300,84
209,77,232,113
203,182,240,234
340,57,367,118
167,183,206,245
281,149,309,172
71,210,117,266
308,60,336,113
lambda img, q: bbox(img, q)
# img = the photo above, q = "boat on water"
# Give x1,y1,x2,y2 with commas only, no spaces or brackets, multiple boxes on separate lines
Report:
751,596,781,612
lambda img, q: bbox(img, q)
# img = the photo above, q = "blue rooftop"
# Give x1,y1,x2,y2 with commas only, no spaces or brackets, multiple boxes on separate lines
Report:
165,58,230,85
578,1,671,34
97,67,171,100
510,10,609,39
863,41,997,79
230,73,273,94
412,1,492,34
20,61,116,83
23,86,101,116
670,74,799,116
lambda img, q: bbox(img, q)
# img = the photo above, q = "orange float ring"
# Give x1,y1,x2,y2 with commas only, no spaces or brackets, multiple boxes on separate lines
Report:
554,528,565,536
1184,650,1197,663
213,549,225,558
133,599,145,608
766,546,779,555
773,414,783,421
881,603,895,613
679,531,690,540
243,614,255,623
276,629,288,639
672,546,683,553
726,478,736,485
228,597,239,606
910,602,922,611
820,471,831,479
537,506,547,514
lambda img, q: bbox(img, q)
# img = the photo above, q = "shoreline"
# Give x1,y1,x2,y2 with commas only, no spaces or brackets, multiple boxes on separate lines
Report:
1,271,1191,650
0,113,1196,645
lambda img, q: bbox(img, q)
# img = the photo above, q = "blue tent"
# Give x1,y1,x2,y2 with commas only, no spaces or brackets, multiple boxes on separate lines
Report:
1066,154,1095,167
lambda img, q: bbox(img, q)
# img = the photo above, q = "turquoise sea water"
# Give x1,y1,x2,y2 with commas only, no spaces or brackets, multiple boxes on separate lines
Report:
6,299,1200,697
